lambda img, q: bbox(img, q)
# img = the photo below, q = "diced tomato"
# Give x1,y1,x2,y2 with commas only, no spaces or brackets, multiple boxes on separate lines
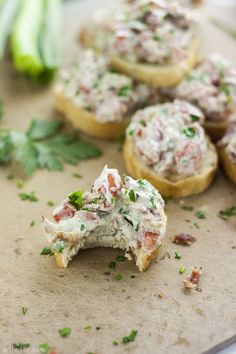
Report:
143,231,160,249
53,202,75,223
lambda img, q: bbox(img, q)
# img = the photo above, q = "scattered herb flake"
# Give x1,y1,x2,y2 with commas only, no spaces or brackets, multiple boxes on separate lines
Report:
19,191,38,202
195,210,206,219
84,325,92,330
193,222,200,229
68,190,83,210
16,179,24,189
118,85,131,97
128,129,135,136
109,261,116,269
114,274,123,281
190,114,199,122
182,127,196,138
73,173,82,179
40,247,53,256
55,242,64,253
218,206,236,220
58,327,71,337
128,189,137,202
122,330,138,344
13,343,30,350
80,224,85,231
115,255,126,262
7,174,15,180
154,35,161,41
113,339,119,346
39,343,50,353
182,205,194,211
179,267,186,274
22,307,28,315
30,220,35,227
175,252,182,259
47,200,55,207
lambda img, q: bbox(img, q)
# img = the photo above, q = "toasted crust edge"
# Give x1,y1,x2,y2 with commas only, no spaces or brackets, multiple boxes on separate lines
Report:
123,136,218,198
218,146,236,184
80,27,199,88
204,120,228,142
54,87,128,140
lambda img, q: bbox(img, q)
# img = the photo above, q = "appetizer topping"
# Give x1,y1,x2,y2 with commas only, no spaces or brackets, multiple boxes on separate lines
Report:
41,166,167,271
127,100,207,178
218,121,236,164
173,233,196,245
168,54,236,123
122,330,138,344
218,205,236,221
183,267,202,289
90,0,198,65
59,51,159,123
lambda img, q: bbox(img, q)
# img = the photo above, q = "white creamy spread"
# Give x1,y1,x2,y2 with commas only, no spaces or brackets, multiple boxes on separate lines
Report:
169,54,236,123
218,122,236,164
59,51,159,123
87,0,198,65
127,100,207,178
42,166,166,268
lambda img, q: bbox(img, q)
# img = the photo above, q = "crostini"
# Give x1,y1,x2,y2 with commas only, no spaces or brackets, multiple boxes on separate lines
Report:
124,100,218,198
41,166,167,271
166,54,236,140
54,51,159,139
80,0,199,88
218,122,236,184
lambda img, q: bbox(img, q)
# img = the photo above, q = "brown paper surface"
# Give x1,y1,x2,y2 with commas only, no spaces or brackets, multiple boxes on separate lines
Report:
0,1,236,353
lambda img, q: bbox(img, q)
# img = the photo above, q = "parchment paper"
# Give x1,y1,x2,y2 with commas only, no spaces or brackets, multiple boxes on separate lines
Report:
0,1,236,353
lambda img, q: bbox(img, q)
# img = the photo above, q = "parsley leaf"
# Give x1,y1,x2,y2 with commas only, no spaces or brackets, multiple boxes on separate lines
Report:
73,173,82,179
19,191,38,202
13,343,30,350
39,343,50,353
175,251,182,259
118,85,132,97
58,327,71,337
0,119,101,176
108,261,116,269
128,189,137,202
191,114,199,122
40,247,53,256
195,210,206,219
22,307,28,315
218,206,236,220
115,255,126,262
182,205,194,211
182,127,196,138
114,274,123,281
68,190,83,210
122,330,138,344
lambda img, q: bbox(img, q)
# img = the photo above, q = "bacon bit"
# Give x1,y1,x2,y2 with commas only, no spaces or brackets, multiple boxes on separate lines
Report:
143,231,160,249
107,173,118,196
183,267,202,289
173,233,196,246
53,202,75,223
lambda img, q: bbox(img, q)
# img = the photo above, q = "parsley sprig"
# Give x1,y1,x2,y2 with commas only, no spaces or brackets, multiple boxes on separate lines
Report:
218,206,236,220
0,119,101,176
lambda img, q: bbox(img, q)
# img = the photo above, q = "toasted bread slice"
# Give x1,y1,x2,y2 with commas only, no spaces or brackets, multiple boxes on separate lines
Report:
80,27,199,88
218,146,236,184
123,136,218,198
54,86,129,140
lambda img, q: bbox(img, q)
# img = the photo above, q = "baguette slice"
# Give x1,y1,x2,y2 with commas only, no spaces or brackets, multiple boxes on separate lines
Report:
54,86,129,140
123,136,218,198
80,27,199,88
218,146,236,184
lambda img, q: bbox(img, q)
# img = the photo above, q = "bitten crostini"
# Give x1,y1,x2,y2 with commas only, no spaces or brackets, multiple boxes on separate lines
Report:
80,0,199,88
54,51,159,139
124,100,218,198
41,166,167,271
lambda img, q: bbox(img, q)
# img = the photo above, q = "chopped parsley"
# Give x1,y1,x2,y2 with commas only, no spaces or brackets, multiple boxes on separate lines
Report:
30,220,35,227
16,179,24,189
150,196,157,209
182,205,194,211
193,222,200,229
55,242,64,253
154,35,161,41
39,343,50,353
182,127,196,138
218,206,236,220
179,267,186,274
115,255,126,262
19,191,38,202
118,85,131,97
58,327,71,337
137,179,145,187
175,252,182,259
128,129,135,136
195,210,206,219
40,247,53,256
47,200,55,207
22,307,28,315
128,189,137,202
122,330,138,344
80,224,85,231
7,174,15,180
13,343,30,350
109,261,116,269
113,339,119,346
190,114,199,122
73,173,82,179
84,325,92,330
114,274,123,281
68,190,83,210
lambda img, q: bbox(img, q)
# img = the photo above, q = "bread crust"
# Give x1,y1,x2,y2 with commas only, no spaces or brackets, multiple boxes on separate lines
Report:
54,87,129,140
123,136,218,198
218,146,236,184
204,120,228,142
80,27,199,88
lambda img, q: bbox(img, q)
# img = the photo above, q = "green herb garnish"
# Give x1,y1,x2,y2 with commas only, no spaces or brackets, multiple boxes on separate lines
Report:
190,114,199,122
40,247,53,256
179,267,186,274
13,343,30,350
68,190,83,210
114,274,123,281
118,85,131,97
84,325,92,330
47,200,54,207
128,189,137,202
58,327,71,337
182,127,196,138
175,252,182,259
0,119,101,176
19,191,38,202
109,261,116,269
218,206,236,220
55,242,64,253
73,173,82,179
80,224,85,231
30,220,35,227
22,306,28,315
16,179,24,189
193,222,200,229
115,255,126,262
7,174,15,180
128,129,135,136
182,205,194,211
39,343,50,353
195,210,206,219
154,35,161,41
113,339,119,345
122,330,138,344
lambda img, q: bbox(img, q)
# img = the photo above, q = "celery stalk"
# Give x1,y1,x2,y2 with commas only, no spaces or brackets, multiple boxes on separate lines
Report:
40,0,62,69
0,0,22,59
11,0,45,77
